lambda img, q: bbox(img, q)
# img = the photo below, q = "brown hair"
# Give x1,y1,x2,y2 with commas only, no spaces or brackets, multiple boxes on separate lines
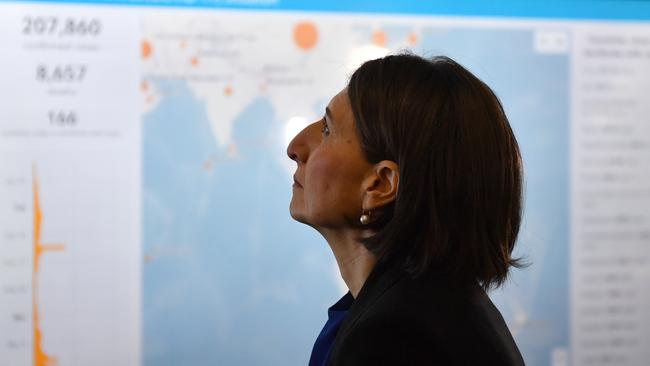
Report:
348,54,524,290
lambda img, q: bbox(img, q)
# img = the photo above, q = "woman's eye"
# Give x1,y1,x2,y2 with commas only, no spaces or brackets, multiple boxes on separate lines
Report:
321,119,330,136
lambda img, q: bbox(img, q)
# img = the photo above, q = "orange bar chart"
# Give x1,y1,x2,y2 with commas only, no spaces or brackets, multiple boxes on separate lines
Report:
31,166,65,366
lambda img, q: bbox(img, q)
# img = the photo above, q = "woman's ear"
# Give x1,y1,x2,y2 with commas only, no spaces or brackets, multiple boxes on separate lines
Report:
362,160,399,210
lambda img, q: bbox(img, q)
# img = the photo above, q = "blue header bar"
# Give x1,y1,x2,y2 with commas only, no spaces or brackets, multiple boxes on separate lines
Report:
7,0,650,21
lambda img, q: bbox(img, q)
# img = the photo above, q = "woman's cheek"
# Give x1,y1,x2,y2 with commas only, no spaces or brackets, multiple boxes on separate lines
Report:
307,158,335,197
305,152,342,205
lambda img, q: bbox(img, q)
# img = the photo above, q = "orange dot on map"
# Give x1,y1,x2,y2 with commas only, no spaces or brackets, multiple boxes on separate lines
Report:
141,40,153,59
372,30,386,47
224,85,233,96
294,21,318,50
190,56,199,67
227,143,238,157
203,160,213,171
408,32,418,45
140,80,149,92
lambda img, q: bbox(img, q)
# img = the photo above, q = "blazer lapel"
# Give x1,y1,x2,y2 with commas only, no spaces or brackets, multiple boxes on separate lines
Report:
330,261,406,355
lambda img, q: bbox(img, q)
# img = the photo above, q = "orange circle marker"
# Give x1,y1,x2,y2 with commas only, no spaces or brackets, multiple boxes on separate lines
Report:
141,40,153,59
224,85,233,96
227,143,238,157
190,56,199,67
372,30,386,47
203,160,213,171
294,21,318,50
408,32,418,45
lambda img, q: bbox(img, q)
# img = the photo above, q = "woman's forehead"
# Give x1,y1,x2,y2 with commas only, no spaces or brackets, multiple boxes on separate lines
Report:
328,88,352,121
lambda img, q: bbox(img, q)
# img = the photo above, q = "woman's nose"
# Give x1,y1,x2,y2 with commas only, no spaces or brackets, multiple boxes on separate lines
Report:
287,139,301,163
286,122,317,164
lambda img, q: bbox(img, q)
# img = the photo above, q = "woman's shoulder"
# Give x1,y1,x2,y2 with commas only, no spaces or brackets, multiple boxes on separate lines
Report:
361,271,507,337
353,262,504,325
377,269,497,323
329,265,525,365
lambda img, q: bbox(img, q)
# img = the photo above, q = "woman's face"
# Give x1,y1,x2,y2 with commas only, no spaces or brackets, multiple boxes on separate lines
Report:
287,88,373,230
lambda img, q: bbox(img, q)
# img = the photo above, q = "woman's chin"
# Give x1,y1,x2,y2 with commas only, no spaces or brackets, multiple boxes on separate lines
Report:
288,205,306,223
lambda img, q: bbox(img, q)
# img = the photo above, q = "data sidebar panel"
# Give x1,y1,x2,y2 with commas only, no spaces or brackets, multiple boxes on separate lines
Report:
0,4,141,366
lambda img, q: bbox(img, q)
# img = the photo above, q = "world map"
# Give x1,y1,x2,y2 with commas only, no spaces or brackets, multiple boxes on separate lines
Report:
140,10,569,365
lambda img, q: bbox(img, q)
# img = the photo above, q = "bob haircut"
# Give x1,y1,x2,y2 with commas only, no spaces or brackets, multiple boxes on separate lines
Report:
348,54,524,290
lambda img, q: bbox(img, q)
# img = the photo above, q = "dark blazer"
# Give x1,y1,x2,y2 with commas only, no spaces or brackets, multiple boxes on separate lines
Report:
328,261,525,366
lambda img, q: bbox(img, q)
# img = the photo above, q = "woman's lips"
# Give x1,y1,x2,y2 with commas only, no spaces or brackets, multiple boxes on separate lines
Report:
293,176,303,188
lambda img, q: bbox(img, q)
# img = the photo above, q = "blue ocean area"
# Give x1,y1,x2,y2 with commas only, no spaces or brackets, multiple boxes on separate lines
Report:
142,79,338,365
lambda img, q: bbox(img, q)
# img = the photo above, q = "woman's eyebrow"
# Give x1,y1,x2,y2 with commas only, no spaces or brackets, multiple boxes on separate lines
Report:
325,107,333,122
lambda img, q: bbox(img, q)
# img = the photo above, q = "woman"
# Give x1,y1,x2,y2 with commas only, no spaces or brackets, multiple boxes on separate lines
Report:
287,54,525,365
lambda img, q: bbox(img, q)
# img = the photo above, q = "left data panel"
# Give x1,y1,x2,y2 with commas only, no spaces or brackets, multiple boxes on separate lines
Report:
0,3,141,366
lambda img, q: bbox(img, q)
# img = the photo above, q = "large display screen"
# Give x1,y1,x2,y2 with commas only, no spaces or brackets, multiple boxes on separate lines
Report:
1,1,649,365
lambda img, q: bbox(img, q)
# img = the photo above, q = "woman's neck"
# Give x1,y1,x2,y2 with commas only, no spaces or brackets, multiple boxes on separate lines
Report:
323,229,377,298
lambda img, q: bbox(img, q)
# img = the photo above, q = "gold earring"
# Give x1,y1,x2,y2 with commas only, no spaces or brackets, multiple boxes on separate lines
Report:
360,209,371,225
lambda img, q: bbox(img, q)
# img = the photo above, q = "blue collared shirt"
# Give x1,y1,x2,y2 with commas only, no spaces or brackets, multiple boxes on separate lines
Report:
308,292,354,366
